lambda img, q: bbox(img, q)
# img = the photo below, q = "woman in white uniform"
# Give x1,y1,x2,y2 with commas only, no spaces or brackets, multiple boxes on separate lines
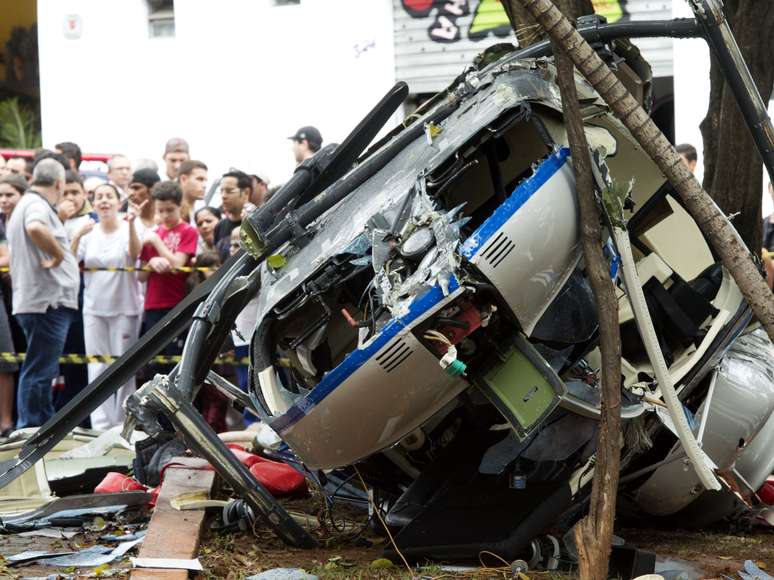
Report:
71,183,143,430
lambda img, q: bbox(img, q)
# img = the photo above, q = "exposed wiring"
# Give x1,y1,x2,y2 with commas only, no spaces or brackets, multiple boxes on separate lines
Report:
354,466,413,577
423,329,452,346
478,550,511,568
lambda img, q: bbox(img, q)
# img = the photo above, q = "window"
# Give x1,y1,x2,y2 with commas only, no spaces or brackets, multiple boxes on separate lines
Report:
148,0,175,38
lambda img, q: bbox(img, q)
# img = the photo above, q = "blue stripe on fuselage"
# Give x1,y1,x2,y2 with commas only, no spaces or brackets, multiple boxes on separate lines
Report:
271,276,461,434
460,147,570,260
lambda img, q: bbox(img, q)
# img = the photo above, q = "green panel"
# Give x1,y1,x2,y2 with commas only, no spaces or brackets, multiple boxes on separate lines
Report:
481,347,559,437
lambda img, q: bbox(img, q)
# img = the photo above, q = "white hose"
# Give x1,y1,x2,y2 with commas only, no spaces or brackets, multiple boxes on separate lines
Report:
613,226,721,491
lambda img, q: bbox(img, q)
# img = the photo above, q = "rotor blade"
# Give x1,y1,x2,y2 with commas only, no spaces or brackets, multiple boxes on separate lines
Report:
305,81,408,199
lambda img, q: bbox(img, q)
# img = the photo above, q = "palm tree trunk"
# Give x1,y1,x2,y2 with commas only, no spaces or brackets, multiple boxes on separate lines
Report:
509,0,774,343
551,11,623,576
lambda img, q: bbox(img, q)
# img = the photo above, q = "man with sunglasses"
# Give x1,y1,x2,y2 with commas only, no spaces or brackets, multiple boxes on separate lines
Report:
213,170,252,262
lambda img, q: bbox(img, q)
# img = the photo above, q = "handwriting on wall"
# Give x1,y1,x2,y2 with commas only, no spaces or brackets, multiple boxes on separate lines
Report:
400,0,629,44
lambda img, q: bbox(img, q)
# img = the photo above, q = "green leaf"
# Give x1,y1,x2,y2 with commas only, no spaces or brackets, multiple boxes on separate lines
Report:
0,97,42,149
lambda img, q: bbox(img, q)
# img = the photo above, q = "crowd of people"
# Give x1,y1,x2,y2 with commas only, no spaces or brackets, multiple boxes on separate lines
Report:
0,126,324,436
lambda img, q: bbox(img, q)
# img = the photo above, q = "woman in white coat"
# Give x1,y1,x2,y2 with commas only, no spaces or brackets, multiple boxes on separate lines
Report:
71,183,144,430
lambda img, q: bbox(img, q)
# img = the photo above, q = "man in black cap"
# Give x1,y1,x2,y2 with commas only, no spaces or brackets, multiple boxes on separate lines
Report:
128,168,160,236
288,126,322,165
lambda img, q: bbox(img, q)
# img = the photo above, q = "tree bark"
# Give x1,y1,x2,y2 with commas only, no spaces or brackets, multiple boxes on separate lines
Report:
698,1,738,196
550,2,622,578
699,0,774,251
511,0,774,344
503,0,593,47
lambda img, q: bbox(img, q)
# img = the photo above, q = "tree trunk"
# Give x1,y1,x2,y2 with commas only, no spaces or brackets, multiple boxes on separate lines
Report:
699,0,774,251
550,2,622,578
503,0,593,47
511,0,774,344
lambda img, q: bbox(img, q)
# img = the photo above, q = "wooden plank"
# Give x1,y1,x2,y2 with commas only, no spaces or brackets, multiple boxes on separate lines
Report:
130,457,215,579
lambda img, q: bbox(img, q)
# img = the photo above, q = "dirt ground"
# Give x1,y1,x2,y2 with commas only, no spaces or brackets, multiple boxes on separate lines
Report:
196,524,774,579
194,496,774,580
0,499,771,579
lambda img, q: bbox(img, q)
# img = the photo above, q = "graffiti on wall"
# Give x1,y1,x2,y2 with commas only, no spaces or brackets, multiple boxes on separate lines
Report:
400,0,629,44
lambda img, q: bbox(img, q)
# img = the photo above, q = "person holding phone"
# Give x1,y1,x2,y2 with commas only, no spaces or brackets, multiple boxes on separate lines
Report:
72,183,143,430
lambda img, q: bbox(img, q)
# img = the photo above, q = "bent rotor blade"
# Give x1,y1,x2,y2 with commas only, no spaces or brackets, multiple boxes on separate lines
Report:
304,81,409,199
0,251,251,491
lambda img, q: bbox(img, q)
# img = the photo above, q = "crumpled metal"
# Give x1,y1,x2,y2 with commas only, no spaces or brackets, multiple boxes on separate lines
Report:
375,183,470,318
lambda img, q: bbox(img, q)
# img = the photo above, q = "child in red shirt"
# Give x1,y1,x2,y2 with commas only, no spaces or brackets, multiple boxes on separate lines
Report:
139,181,198,368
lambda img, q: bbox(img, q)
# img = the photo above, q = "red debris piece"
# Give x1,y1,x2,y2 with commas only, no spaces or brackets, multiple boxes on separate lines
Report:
249,458,307,497
94,472,145,494
759,477,774,506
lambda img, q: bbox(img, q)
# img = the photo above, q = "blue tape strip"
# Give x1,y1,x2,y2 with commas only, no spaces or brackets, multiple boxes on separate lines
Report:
271,276,461,433
460,147,571,260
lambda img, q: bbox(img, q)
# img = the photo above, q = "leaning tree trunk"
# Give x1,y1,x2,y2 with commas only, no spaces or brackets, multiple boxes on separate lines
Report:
503,0,593,47
550,1,622,578
699,0,774,251
512,0,774,344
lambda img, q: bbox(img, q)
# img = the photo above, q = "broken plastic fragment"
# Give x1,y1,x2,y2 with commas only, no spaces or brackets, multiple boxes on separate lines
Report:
424,121,443,144
267,255,287,269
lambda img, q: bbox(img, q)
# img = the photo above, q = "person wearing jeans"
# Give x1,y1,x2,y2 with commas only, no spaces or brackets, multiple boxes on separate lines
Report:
15,307,74,427
7,159,79,429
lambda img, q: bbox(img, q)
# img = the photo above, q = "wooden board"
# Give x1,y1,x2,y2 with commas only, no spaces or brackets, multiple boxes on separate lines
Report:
130,457,215,579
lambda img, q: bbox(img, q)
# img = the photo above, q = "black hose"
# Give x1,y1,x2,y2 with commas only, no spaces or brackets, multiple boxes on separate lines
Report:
176,252,256,401
505,18,701,61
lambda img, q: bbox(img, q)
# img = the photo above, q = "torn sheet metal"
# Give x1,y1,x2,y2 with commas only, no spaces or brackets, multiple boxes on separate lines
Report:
17,528,80,539
6,550,76,565
1,491,150,530
36,537,143,567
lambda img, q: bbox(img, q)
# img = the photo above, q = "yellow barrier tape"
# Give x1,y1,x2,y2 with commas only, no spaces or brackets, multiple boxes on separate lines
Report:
764,250,774,260
0,352,248,365
0,266,216,273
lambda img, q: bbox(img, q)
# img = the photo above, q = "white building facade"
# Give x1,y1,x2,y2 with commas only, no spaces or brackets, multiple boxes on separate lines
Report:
38,0,398,184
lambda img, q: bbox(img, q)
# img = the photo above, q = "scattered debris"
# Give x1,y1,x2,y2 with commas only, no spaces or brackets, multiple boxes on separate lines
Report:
245,568,318,580
739,560,774,580
130,556,204,571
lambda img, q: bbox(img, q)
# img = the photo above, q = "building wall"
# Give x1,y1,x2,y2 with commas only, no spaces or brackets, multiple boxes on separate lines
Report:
393,0,674,95
37,0,396,184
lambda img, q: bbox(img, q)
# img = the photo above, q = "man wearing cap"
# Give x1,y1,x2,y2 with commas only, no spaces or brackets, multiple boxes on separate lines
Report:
128,168,161,236
289,126,323,165
162,138,190,181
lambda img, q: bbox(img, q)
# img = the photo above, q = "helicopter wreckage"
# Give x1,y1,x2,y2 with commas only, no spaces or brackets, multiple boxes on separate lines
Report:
2,0,773,573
